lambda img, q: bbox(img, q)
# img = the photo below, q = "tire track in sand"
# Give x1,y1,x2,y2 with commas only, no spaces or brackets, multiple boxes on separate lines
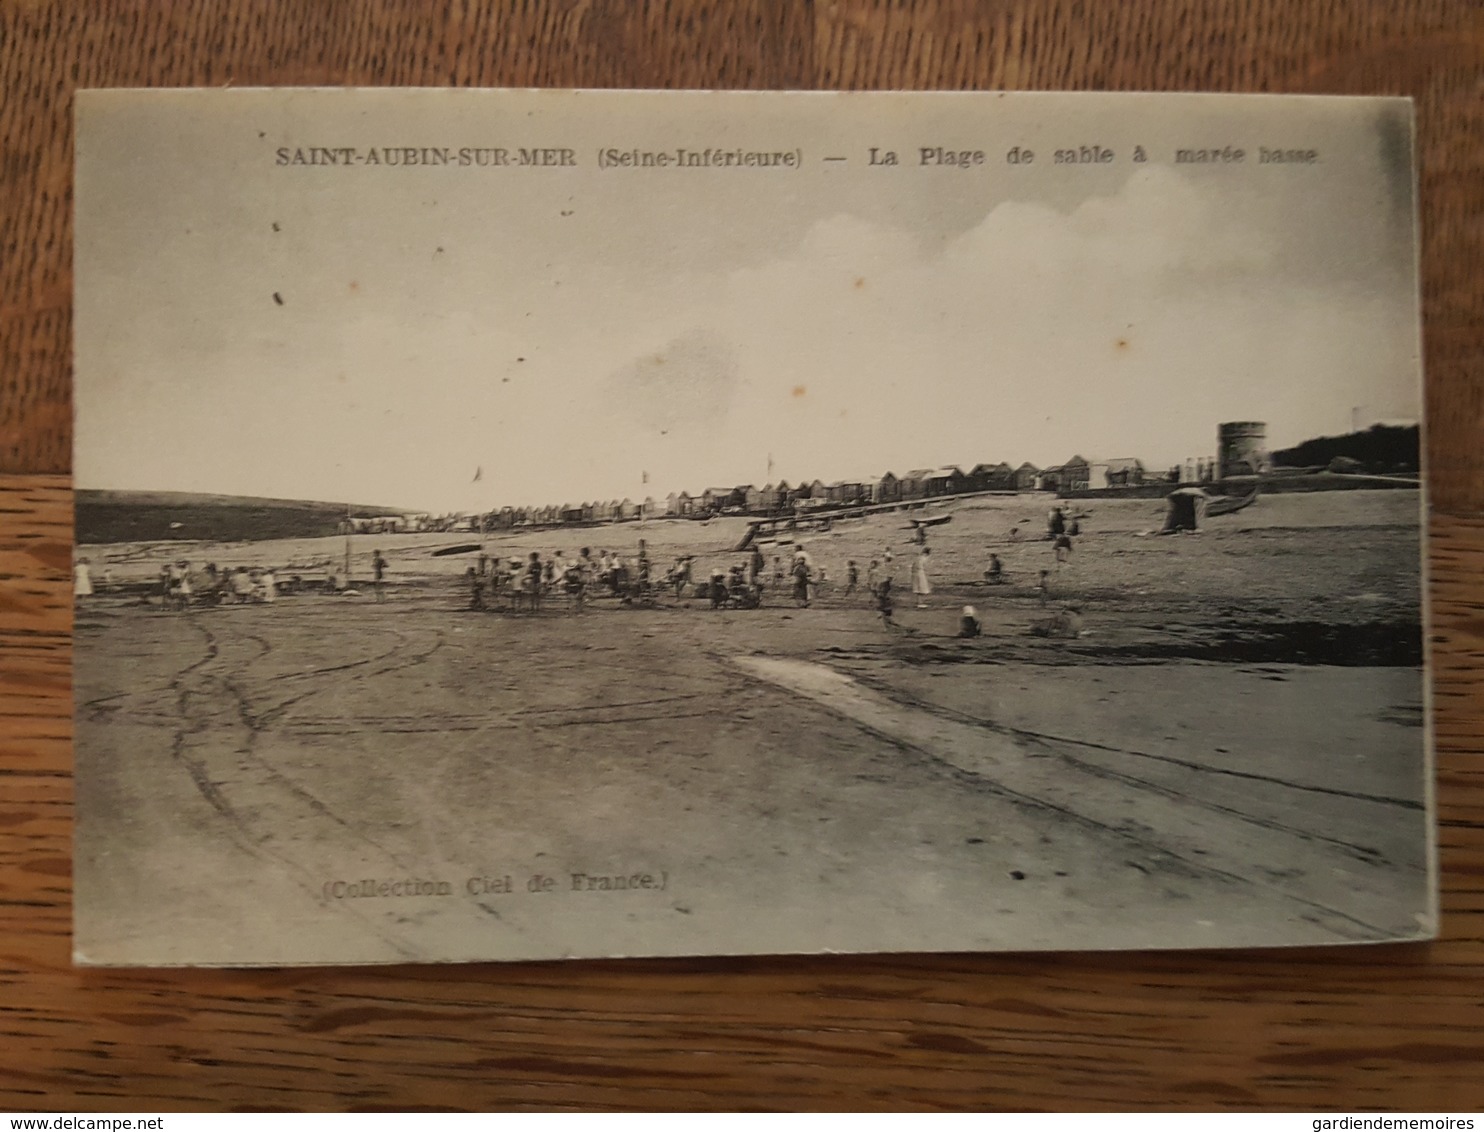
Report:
163,617,521,961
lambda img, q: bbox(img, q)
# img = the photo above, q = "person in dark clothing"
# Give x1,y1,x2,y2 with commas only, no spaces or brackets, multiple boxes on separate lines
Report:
958,605,982,638
791,555,811,608
875,576,896,628
525,552,543,613
372,550,388,602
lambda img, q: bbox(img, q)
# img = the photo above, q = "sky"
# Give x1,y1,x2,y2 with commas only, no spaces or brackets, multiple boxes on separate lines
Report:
75,91,1422,512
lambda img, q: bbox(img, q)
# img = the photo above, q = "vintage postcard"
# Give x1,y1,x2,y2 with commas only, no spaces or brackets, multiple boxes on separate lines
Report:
72,90,1431,966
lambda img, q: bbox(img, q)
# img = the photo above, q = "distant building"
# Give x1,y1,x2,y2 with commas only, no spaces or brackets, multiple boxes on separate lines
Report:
827,481,867,505
924,466,966,497
1104,458,1146,487
875,472,901,503
1012,462,1042,490
1218,421,1271,479
969,462,1014,491
900,469,933,499
1045,456,1091,492
700,487,734,512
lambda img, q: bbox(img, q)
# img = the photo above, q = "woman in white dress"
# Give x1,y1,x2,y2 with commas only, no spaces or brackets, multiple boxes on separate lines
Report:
912,546,932,608
74,557,94,598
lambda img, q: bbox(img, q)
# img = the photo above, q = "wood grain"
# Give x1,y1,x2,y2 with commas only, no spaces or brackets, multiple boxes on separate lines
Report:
2,0,1482,1111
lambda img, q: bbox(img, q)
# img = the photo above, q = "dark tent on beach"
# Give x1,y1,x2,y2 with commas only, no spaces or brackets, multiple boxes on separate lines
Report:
1162,487,1208,534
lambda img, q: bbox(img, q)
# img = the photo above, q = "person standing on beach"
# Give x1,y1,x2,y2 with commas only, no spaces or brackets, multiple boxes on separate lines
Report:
791,551,812,608
866,559,879,593
1037,569,1051,608
74,557,94,599
175,561,193,611
234,567,257,603
845,560,859,596
372,550,388,602
912,546,933,609
526,552,543,612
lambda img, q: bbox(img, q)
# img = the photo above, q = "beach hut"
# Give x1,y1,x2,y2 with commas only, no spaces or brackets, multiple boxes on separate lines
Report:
1162,487,1208,533
1105,458,1146,487
1012,462,1041,491
1057,456,1092,492
900,470,933,499
924,467,967,496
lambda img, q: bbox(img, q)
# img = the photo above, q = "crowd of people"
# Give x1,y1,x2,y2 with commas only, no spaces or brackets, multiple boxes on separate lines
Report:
74,504,1086,637
448,513,1078,634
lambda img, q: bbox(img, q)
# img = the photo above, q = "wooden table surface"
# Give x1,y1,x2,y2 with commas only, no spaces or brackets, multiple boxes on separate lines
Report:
2,0,1482,1112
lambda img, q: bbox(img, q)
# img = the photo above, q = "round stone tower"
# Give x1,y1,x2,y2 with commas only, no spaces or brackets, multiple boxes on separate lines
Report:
1218,421,1271,480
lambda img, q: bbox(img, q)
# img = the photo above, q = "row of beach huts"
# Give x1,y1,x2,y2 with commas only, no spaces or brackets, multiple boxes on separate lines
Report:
350,455,1181,534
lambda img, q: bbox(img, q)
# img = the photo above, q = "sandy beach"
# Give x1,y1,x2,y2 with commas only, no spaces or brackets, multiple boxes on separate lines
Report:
73,489,1429,965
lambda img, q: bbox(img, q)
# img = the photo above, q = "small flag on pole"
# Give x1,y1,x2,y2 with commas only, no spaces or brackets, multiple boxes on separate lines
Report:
472,466,483,482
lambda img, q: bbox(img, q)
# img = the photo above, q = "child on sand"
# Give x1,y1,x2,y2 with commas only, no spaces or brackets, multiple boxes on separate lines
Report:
958,605,982,638
875,577,896,628
1037,569,1051,607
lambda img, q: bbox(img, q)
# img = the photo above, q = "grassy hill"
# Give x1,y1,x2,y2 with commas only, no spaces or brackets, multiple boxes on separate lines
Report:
76,490,408,544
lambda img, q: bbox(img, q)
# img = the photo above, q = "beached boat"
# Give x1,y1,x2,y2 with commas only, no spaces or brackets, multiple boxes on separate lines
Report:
1206,486,1259,517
